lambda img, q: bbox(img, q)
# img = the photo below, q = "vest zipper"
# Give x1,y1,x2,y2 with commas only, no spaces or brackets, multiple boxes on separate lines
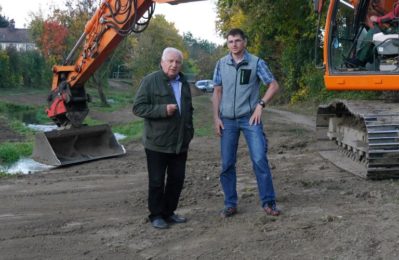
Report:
234,68,238,119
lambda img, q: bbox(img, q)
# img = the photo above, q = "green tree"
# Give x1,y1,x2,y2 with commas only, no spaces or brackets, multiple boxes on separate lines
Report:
27,16,53,89
183,32,225,80
0,6,9,28
51,0,96,53
6,47,23,87
127,15,188,86
0,50,12,88
216,0,318,103
29,16,45,50
20,50,50,88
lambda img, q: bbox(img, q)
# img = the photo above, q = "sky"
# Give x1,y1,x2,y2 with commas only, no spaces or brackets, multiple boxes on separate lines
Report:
0,0,224,44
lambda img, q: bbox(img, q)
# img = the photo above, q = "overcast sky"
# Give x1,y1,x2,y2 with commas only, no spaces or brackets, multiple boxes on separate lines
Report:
0,0,223,44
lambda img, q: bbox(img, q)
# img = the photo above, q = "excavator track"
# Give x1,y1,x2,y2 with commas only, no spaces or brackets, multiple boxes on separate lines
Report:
316,100,399,179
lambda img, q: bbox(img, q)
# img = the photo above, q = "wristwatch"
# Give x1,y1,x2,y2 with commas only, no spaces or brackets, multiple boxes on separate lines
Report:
258,100,266,108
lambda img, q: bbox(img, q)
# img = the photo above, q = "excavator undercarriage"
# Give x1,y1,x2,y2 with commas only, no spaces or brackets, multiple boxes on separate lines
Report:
317,100,399,179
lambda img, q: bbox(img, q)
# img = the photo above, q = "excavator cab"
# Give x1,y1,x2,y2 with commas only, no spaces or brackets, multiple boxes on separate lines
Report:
314,0,399,179
321,0,399,90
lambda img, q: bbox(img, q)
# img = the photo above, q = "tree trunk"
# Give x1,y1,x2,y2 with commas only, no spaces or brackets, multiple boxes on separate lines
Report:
92,72,109,107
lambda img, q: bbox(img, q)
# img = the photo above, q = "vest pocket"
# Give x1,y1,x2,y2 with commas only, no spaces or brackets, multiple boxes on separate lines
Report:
240,69,251,85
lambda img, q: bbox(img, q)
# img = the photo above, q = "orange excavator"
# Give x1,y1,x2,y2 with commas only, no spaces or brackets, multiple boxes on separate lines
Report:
32,0,203,166
314,0,399,179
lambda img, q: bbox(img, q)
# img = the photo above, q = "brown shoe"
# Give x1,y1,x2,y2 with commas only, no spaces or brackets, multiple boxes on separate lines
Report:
264,203,281,216
220,207,237,218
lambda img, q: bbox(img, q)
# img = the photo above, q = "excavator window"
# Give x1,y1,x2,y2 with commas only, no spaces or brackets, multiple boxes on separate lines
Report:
329,0,359,69
328,0,399,72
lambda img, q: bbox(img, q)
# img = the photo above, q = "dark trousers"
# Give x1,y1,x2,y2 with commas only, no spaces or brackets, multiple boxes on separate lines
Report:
145,149,187,221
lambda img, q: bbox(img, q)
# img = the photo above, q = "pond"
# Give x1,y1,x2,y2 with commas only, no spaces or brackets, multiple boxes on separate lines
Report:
1,124,126,175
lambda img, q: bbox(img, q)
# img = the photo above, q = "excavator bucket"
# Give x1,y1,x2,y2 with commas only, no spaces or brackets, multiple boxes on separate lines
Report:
32,124,126,166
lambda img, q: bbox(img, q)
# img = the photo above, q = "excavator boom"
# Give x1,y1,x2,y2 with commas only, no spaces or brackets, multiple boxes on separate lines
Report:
33,0,203,166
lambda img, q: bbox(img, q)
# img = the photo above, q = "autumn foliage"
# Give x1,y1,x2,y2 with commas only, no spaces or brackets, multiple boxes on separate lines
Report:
39,20,68,63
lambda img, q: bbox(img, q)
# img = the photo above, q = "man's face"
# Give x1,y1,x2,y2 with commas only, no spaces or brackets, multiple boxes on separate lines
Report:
161,52,182,79
227,34,246,55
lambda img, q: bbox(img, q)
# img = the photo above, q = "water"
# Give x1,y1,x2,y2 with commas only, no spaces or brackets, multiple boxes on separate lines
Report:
0,158,54,174
26,124,58,132
1,124,127,175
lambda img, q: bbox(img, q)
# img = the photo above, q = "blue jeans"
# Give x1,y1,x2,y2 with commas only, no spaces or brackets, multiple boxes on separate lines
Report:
220,116,276,208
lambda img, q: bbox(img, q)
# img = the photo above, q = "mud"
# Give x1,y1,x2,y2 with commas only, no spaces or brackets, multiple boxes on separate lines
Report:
1,93,399,259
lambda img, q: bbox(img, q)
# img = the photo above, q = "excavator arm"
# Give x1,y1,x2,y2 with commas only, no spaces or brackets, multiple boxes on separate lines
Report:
33,0,204,166
48,0,203,127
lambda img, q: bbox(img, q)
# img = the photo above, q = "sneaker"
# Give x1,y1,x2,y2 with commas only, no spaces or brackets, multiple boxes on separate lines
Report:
151,217,169,229
220,207,237,218
264,203,281,216
166,214,187,224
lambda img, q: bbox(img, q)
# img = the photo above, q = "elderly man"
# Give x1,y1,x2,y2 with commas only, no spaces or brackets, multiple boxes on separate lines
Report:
133,47,194,229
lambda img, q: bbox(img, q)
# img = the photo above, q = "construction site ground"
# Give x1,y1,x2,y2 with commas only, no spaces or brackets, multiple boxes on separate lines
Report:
1,87,399,259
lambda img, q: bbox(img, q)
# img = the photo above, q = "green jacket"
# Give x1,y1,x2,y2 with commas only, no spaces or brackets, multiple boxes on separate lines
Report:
132,70,194,154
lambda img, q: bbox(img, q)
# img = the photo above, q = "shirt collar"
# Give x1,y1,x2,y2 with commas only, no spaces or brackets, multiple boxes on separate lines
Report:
228,50,249,65
171,74,180,82
161,71,181,82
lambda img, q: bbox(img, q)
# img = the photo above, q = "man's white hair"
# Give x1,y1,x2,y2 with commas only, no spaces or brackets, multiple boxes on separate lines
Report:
162,47,183,63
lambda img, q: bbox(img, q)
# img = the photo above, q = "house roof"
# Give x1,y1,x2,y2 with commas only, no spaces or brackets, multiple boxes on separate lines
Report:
0,27,32,43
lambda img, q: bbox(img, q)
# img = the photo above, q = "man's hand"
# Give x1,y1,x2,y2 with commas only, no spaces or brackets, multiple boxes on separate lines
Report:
370,15,378,23
214,117,224,136
166,104,178,116
249,105,263,125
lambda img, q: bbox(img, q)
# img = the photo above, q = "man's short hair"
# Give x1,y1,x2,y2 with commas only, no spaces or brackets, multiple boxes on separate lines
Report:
226,28,247,40
162,47,183,62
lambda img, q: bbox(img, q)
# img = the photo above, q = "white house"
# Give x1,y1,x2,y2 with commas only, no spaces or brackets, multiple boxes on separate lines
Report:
0,20,36,51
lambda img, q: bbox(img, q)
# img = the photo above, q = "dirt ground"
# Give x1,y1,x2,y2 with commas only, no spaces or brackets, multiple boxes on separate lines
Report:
1,90,399,259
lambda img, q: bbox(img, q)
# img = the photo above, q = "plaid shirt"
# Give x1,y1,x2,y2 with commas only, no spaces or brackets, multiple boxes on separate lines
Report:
213,51,275,86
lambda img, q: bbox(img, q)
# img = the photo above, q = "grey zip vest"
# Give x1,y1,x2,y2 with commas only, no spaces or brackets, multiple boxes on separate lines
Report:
219,53,260,119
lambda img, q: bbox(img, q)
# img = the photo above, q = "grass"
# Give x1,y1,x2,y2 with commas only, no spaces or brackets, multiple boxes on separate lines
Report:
83,116,105,126
108,94,215,141
0,87,215,171
112,120,144,143
192,95,214,137
0,95,50,170
0,142,33,165
0,85,137,169
0,101,38,168
0,101,51,126
86,87,135,112
0,172,13,178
